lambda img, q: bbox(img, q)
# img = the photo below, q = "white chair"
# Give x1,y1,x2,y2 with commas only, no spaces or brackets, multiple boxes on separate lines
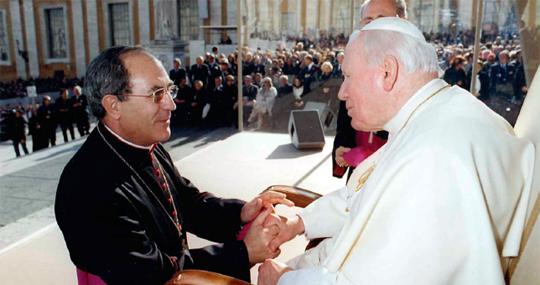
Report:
507,66,540,285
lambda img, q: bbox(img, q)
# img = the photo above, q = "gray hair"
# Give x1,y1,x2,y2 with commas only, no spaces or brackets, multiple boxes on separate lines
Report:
262,77,274,87
85,46,146,119
360,0,408,20
73,85,82,95
360,30,441,75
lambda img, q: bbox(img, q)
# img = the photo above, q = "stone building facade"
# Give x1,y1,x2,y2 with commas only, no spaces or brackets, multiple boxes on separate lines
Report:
0,0,532,81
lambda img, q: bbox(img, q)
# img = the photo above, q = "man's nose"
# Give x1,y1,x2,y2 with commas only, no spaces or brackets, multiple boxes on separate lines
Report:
161,93,176,111
337,84,347,101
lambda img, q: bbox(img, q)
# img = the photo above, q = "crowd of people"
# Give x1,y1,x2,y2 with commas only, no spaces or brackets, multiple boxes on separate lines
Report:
0,77,82,99
0,27,529,159
1,85,90,157
168,42,344,130
168,30,527,133
438,35,527,104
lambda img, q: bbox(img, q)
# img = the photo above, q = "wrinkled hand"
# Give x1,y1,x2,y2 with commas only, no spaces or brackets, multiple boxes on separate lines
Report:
335,146,351,168
265,215,305,252
258,259,292,285
244,208,281,265
241,191,294,224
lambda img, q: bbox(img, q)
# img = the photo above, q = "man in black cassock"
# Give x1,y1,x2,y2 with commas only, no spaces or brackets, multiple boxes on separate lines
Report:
55,46,291,285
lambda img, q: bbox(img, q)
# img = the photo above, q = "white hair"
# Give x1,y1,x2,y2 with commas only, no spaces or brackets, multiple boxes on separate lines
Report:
360,30,441,75
360,0,408,19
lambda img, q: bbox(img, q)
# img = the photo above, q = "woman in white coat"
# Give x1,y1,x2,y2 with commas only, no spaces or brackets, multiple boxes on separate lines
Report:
248,77,277,129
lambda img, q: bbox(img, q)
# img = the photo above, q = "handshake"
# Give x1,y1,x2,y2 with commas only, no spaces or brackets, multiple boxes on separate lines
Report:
239,190,305,284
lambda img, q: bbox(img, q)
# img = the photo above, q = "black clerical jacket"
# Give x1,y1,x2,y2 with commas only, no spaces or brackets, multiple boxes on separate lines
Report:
55,123,250,285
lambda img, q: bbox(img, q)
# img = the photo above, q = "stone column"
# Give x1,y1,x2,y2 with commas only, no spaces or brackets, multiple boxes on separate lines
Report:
86,0,99,61
9,0,26,78
149,0,186,72
71,0,86,77
22,1,39,78
138,0,151,46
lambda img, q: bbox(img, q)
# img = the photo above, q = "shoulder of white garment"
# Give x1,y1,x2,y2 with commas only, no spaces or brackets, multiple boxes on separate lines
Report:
298,185,349,240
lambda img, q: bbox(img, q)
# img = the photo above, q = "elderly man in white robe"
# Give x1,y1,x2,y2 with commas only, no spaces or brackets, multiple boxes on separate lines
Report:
258,17,534,285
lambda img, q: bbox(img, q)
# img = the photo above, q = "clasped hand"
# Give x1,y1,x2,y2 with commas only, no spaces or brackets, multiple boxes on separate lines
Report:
241,191,306,284
241,191,295,264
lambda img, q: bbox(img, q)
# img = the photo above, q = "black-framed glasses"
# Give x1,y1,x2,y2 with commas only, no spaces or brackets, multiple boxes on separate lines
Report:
121,85,179,103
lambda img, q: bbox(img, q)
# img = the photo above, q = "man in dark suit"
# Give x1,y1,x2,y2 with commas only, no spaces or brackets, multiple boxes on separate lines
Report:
55,46,291,285
332,52,344,78
490,50,515,100
277,75,293,96
243,75,258,101
189,56,210,87
173,77,194,125
55,88,75,143
206,54,222,90
71,85,91,137
37,95,57,147
511,51,527,103
298,55,318,94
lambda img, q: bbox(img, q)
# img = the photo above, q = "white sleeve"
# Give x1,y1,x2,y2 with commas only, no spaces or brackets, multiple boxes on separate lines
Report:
278,267,357,285
298,186,349,240
278,267,337,285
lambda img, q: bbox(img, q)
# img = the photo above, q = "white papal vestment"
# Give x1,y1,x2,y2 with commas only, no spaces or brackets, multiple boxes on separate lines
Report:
278,79,534,285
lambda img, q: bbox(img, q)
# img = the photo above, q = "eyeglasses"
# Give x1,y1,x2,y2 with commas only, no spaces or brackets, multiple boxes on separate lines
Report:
121,85,179,103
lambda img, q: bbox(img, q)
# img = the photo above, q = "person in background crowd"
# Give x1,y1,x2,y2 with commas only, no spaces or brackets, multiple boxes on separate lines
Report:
248,77,277,129
71,85,91,137
205,76,227,128
206,54,222,89
37,95,57,147
490,50,515,101
55,88,75,143
319,61,334,81
468,60,491,99
8,109,29,157
510,50,527,103
277,75,293,97
443,55,467,88
190,80,208,126
298,55,318,94
291,77,305,107
28,105,47,152
190,56,210,87
243,75,258,101
223,75,238,127
253,57,266,76
333,52,345,78
169,58,187,87
173,77,193,125
253,72,263,87
220,60,234,80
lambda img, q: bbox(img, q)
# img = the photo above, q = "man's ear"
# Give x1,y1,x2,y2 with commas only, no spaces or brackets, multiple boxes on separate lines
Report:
382,55,399,92
102,95,122,120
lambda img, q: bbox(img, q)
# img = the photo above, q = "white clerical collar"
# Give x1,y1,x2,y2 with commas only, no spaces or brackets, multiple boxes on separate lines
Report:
103,124,153,150
384,79,448,136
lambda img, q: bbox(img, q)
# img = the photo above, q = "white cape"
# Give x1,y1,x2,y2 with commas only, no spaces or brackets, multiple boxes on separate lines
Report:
279,79,534,285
